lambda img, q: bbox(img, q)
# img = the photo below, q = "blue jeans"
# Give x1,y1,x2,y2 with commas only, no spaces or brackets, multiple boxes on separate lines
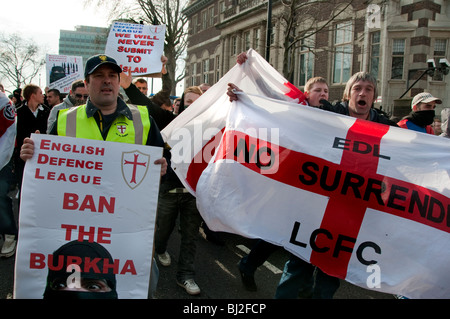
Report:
275,254,340,299
0,160,17,236
154,183,202,282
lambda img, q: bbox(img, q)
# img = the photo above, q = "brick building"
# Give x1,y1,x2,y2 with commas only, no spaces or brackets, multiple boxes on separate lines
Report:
183,0,449,118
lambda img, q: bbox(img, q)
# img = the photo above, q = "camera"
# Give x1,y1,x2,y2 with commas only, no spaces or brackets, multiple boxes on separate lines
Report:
439,58,450,75
426,59,436,76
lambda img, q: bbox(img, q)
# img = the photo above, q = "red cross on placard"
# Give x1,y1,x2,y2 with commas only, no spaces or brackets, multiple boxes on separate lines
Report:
124,153,147,184
186,119,449,279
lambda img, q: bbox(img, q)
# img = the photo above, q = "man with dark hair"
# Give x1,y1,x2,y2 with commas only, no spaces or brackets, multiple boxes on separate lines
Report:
133,78,149,96
46,88,62,108
12,88,23,108
47,80,89,132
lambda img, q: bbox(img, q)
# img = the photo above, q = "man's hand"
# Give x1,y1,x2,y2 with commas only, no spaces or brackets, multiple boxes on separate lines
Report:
120,69,133,90
20,130,40,161
236,52,248,65
154,157,168,177
161,55,168,74
227,83,242,102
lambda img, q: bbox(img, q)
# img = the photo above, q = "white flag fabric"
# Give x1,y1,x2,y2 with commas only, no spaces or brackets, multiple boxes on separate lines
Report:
161,50,450,299
0,92,16,169
162,49,306,194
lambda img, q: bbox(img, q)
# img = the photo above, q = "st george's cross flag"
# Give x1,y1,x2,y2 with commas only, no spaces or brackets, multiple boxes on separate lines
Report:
161,49,450,299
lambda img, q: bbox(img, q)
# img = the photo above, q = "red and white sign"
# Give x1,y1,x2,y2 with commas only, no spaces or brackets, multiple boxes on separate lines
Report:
14,134,162,299
105,22,166,76
0,92,15,169
46,54,84,94
162,49,450,299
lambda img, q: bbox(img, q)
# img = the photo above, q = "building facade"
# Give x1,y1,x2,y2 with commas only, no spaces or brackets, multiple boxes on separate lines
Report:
59,26,109,65
183,0,450,118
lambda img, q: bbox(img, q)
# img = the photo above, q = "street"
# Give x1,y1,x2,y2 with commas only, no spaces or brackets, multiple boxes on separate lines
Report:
0,188,394,300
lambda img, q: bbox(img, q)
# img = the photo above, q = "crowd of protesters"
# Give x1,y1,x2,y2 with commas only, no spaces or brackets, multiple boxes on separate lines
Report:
0,49,448,299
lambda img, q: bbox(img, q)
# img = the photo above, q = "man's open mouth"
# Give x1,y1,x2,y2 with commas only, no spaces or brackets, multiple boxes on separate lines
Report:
357,100,367,106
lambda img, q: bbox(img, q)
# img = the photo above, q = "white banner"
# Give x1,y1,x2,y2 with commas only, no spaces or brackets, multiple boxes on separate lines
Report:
46,54,84,94
162,49,450,299
14,134,162,299
105,22,166,76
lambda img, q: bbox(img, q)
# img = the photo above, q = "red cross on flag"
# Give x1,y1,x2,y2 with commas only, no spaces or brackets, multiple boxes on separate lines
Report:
161,50,450,298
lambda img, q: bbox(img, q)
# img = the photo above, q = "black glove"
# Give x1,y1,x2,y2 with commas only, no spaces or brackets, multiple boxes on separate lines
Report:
319,99,334,111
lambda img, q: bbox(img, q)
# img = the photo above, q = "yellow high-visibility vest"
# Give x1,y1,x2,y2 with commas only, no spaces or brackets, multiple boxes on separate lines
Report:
57,104,150,145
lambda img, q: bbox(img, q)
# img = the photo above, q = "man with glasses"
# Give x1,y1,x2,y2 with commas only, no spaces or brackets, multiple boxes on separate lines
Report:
47,80,89,133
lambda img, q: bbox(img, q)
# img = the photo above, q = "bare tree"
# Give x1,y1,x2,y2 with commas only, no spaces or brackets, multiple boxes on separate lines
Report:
85,0,189,95
0,33,45,91
278,0,356,82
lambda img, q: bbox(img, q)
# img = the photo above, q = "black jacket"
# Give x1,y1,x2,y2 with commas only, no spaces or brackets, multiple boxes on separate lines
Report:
319,100,398,127
14,102,50,181
124,84,175,131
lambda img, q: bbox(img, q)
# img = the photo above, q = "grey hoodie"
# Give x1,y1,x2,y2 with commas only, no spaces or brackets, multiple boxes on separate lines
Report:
46,95,75,133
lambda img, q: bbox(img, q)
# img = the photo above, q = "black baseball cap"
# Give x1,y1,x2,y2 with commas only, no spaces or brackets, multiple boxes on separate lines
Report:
84,54,122,77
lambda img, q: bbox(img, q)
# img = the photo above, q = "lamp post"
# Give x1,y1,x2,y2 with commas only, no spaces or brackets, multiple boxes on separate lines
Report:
265,0,272,62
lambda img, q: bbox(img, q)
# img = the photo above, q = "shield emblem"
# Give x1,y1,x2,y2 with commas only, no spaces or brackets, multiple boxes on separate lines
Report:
121,150,150,189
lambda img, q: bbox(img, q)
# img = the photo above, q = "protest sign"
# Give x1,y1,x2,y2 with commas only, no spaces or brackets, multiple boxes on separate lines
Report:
161,49,450,299
14,134,162,299
46,54,84,94
105,22,166,77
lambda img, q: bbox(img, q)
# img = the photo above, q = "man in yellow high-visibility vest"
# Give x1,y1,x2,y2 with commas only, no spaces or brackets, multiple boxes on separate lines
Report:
20,54,167,175
19,54,168,299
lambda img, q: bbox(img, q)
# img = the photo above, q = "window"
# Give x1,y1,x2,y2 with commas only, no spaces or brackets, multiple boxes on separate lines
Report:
191,63,197,86
244,31,251,51
391,38,405,79
270,26,275,45
433,39,447,81
209,7,215,27
369,31,380,78
203,59,210,83
192,16,198,34
253,28,260,50
333,21,353,84
202,11,208,29
298,38,314,86
216,55,220,82
231,36,238,55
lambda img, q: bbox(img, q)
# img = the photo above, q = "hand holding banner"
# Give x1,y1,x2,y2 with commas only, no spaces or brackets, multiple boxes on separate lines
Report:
161,49,450,299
